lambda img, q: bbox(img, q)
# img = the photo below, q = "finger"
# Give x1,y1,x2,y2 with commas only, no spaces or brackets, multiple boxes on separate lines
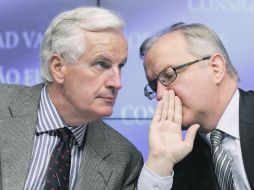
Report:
167,90,175,121
184,124,200,150
161,91,169,120
152,99,163,122
173,96,182,125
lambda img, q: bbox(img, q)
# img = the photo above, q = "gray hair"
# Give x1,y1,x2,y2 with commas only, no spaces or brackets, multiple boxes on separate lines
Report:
40,6,125,82
140,22,239,81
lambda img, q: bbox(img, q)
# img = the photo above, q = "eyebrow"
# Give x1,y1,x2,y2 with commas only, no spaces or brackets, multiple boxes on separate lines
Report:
93,55,128,67
152,64,169,78
94,55,112,62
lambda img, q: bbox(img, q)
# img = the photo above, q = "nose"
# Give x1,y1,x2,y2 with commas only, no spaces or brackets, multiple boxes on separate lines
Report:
156,81,170,101
106,69,122,91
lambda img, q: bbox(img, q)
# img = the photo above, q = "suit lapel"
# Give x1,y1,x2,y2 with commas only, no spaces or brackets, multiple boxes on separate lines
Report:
75,121,113,190
0,84,43,189
239,89,254,189
172,134,220,190
187,134,220,190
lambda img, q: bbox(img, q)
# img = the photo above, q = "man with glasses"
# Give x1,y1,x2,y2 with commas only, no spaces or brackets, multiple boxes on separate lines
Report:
138,23,253,189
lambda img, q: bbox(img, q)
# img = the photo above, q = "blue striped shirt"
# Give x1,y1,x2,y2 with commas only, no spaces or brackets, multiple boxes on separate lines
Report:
24,86,87,190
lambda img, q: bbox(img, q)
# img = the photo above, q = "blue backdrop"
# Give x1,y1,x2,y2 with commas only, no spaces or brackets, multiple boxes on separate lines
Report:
1,0,254,159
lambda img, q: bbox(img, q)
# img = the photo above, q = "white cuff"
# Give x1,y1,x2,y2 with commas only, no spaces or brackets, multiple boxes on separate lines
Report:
137,164,173,190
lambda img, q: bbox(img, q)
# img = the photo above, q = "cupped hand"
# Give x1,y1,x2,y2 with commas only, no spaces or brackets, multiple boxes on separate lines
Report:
146,90,199,176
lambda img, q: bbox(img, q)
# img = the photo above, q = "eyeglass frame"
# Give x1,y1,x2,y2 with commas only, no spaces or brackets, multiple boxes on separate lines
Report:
144,56,211,100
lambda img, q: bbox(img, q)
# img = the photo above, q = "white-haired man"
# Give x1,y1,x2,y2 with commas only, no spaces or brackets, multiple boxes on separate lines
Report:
0,7,157,190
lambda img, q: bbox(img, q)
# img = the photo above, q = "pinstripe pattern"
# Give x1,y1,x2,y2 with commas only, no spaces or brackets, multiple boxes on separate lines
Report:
24,86,87,190
210,130,234,190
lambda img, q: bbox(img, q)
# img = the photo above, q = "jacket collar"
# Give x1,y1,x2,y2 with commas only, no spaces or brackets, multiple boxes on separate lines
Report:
239,89,254,189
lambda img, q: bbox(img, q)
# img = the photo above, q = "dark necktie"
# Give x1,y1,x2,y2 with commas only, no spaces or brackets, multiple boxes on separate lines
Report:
44,128,74,190
210,129,234,190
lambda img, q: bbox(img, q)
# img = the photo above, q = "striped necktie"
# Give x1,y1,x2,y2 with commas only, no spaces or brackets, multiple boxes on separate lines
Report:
210,129,234,190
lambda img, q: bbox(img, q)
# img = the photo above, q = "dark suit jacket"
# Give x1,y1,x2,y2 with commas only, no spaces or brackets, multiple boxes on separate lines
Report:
0,83,143,190
172,89,254,190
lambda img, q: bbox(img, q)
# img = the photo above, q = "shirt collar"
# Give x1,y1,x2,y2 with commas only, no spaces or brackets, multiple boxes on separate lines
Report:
36,85,87,147
216,89,240,139
199,89,240,144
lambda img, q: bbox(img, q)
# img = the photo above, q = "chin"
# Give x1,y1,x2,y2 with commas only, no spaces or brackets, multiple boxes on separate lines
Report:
182,117,195,129
98,108,113,117
101,112,113,117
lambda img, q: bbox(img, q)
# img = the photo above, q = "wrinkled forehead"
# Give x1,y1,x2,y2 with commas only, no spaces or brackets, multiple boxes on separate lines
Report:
84,29,127,45
144,32,188,64
81,29,128,62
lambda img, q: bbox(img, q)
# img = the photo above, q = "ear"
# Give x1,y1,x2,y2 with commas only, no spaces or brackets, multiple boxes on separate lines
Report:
209,53,226,85
49,54,65,84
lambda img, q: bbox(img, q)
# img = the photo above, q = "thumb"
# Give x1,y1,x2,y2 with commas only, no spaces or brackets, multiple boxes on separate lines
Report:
184,124,200,149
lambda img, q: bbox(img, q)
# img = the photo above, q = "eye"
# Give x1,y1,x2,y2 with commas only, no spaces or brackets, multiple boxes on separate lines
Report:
165,72,175,80
118,63,125,71
94,61,110,70
160,68,175,84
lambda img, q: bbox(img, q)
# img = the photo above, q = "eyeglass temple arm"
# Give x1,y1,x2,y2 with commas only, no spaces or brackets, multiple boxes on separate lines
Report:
174,56,211,70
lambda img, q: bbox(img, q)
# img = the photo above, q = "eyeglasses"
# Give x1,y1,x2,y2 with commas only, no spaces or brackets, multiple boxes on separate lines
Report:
144,56,211,100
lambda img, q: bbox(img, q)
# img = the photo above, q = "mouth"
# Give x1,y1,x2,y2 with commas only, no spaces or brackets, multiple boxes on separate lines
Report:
104,97,115,101
99,96,116,103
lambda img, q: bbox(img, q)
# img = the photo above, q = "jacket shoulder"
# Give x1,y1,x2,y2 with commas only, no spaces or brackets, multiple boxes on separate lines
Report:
0,83,43,118
0,84,27,109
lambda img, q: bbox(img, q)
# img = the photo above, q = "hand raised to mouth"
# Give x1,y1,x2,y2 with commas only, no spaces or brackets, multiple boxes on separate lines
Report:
146,90,200,177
